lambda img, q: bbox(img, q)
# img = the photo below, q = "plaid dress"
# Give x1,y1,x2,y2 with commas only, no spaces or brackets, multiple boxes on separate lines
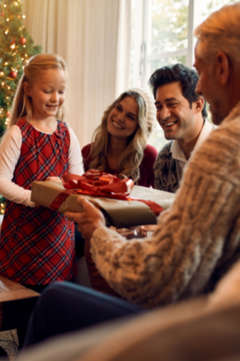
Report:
0,118,75,285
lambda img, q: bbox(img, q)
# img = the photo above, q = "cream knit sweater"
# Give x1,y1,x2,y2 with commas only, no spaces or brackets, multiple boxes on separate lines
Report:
90,103,240,308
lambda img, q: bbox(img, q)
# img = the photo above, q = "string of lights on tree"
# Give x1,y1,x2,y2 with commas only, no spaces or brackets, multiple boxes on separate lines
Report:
0,0,41,214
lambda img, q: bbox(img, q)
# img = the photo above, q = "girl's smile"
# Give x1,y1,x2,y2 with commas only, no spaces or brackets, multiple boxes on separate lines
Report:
24,68,66,121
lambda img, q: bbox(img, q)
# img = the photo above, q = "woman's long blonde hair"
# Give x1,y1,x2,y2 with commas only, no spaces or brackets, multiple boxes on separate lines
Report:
9,53,66,126
87,89,155,182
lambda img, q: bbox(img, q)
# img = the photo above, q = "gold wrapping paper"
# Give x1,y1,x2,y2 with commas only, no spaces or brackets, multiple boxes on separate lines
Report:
31,180,175,227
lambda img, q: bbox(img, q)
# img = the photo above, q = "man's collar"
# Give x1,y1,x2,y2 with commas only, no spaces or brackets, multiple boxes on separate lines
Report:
170,120,215,162
170,141,187,162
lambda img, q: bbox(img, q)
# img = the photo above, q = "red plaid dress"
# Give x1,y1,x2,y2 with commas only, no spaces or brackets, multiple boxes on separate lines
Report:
0,118,75,285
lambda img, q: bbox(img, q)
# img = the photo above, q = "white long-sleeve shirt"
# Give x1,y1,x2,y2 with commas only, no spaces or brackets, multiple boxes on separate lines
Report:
0,124,83,207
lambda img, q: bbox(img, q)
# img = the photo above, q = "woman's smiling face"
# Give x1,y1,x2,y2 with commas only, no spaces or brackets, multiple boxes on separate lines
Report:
107,96,139,140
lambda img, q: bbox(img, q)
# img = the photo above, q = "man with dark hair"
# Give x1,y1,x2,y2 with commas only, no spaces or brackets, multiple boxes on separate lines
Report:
149,63,214,192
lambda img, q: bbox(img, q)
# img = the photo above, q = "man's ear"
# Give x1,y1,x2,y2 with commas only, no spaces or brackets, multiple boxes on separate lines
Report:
193,95,205,114
216,51,230,85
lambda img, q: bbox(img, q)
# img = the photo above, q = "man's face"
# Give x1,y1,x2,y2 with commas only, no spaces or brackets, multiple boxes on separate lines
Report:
155,81,199,141
194,41,223,125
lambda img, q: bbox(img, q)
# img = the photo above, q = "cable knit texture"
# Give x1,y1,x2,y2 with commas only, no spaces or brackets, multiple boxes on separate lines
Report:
90,102,240,308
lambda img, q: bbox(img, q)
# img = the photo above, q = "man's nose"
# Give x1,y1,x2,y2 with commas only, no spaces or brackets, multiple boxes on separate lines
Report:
157,106,170,122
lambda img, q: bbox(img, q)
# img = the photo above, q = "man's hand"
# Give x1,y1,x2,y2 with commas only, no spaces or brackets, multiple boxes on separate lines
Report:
64,196,106,240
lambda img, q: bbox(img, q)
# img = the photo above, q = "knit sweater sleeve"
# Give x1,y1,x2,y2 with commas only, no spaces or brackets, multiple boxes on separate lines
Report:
90,107,240,308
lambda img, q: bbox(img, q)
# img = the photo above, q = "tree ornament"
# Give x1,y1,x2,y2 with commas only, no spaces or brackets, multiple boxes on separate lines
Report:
20,36,26,45
9,70,18,79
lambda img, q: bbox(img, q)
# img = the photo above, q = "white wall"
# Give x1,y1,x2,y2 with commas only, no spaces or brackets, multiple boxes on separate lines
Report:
23,0,130,148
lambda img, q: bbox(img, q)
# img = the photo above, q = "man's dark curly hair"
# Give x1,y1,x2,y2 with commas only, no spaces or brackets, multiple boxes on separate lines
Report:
149,63,207,119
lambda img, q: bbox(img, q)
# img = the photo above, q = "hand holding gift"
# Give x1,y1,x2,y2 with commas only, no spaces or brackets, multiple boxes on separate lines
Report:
65,196,106,240
31,170,175,228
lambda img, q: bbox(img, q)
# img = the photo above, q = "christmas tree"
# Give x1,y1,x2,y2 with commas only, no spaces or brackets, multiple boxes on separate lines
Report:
0,0,41,138
0,0,41,214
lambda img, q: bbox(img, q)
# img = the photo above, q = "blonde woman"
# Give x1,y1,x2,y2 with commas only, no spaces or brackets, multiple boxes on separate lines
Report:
82,89,157,187
81,89,157,294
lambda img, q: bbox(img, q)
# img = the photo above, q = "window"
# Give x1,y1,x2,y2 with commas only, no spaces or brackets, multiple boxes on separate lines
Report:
130,0,236,150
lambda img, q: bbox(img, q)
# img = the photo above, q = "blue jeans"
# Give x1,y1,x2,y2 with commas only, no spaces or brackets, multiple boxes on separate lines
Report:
24,281,143,346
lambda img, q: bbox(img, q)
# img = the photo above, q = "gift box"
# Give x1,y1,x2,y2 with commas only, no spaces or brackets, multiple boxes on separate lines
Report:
31,171,175,228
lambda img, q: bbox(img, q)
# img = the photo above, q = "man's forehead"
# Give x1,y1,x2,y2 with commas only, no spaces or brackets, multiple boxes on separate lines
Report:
156,81,183,100
194,40,205,60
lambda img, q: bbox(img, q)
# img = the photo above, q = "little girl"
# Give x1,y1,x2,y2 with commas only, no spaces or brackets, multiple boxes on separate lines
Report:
0,54,83,292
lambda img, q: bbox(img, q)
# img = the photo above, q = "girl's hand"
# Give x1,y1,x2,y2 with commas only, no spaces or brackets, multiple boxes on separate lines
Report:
65,196,106,240
46,176,63,184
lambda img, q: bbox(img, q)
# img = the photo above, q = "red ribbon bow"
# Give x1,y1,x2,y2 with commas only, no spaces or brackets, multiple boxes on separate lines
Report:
50,170,163,217
63,170,134,199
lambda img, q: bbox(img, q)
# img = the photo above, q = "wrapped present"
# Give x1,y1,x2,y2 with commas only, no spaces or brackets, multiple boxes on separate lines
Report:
31,170,175,228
